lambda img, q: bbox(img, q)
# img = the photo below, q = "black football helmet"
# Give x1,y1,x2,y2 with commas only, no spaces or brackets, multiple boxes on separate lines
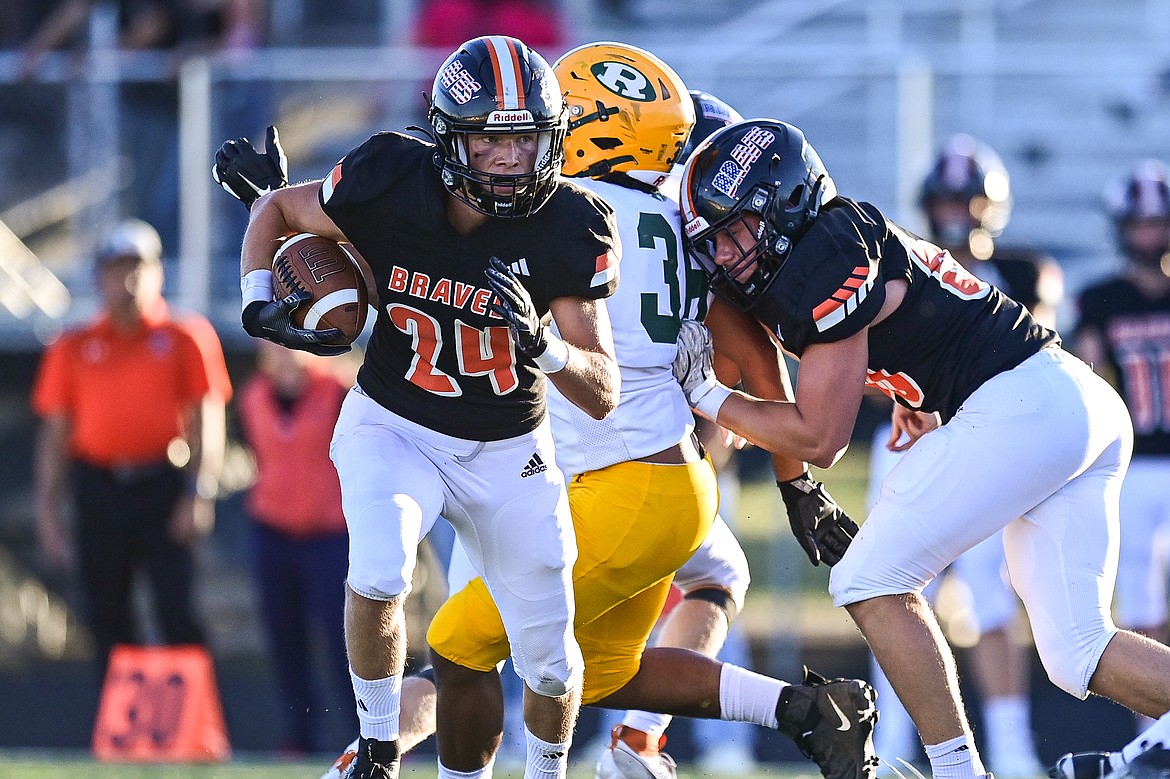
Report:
919,134,1012,255
428,36,568,218
678,90,743,162
680,119,836,309
1104,158,1170,265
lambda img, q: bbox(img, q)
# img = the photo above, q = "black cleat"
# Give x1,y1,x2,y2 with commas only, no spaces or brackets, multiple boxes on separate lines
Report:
776,667,880,779
342,736,400,779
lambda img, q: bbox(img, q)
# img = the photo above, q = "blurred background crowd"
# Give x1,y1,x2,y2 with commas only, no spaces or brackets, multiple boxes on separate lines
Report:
1,0,1170,768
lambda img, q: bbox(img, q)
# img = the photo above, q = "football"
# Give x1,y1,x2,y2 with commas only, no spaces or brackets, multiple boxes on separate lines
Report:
272,233,369,344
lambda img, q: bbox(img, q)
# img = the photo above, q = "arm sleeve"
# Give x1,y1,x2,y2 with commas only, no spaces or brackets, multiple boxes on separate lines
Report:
320,133,417,238
544,194,622,303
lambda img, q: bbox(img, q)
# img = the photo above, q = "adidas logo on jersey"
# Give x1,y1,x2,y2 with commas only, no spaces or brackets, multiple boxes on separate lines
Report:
520,452,547,478
509,258,530,276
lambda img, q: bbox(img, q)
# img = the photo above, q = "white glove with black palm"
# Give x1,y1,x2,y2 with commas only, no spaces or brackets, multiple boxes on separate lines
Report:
213,125,288,210
672,320,732,419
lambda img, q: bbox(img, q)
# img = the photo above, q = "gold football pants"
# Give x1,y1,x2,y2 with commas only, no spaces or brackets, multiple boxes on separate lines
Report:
427,457,718,703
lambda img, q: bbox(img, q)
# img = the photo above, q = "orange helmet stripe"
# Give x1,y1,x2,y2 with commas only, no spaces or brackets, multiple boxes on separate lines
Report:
485,36,525,110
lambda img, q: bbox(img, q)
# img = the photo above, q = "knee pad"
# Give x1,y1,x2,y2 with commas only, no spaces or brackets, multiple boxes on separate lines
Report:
683,586,740,624
675,516,751,608
345,574,408,602
1032,619,1117,699
512,633,583,699
829,536,927,607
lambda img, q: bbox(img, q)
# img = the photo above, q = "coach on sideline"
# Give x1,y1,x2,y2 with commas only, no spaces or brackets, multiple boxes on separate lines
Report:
31,218,232,681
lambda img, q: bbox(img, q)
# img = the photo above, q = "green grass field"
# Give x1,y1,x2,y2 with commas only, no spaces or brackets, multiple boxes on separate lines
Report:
0,755,822,779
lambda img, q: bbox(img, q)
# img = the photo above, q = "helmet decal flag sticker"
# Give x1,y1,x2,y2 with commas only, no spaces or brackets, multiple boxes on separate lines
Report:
713,127,775,198
439,60,482,105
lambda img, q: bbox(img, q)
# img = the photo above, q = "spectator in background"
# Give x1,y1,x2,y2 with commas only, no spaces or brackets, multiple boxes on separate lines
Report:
411,0,566,53
1075,159,1170,733
18,0,267,253
31,218,231,680
237,340,357,755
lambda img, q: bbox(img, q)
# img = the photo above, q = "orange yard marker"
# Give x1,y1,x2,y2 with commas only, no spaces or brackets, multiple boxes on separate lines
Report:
92,644,230,763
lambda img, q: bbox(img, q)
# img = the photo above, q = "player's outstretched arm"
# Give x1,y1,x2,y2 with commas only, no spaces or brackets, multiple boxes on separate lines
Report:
213,125,288,211
704,296,808,482
709,330,868,468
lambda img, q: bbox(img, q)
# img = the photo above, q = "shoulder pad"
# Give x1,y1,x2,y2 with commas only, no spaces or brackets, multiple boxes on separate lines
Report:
321,132,431,206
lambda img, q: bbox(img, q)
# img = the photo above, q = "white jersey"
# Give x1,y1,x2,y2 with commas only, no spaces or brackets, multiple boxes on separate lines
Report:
548,176,708,477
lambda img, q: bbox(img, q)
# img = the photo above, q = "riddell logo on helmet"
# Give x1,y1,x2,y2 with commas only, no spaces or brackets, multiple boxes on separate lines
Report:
684,216,709,237
487,110,534,124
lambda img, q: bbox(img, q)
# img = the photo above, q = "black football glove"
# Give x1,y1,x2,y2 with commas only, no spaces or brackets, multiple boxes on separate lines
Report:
241,291,350,357
777,472,860,567
213,125,288,211
485,256,550,358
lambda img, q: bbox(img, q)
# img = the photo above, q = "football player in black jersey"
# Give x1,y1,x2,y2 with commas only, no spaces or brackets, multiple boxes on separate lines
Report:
866,135,1062,777
672,118,1170,779
236,36,621,779
1053,159,1170,774
217,68,875,779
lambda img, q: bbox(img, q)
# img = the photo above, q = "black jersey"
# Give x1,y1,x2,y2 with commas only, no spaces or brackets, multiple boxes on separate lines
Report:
1077,276,1170,455
320,132,620,441
743,198,1060,422
974,247,1058,314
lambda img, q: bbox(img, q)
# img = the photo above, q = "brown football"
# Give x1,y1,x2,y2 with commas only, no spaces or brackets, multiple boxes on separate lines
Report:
272,233,369,345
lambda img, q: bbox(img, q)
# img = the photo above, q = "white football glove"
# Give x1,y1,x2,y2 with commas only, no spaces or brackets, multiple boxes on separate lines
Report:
673,320,732,420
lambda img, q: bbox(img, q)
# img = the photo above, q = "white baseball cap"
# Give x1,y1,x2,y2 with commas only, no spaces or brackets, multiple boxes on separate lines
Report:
96,219,163,266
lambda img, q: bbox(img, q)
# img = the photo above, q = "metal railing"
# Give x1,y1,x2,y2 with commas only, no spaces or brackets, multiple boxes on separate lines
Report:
2,1,1169,344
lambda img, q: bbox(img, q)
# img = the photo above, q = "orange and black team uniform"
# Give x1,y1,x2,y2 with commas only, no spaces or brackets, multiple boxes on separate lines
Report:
31,299,232,663
321,127,620,701
747,197,1059,421
320,131,619,439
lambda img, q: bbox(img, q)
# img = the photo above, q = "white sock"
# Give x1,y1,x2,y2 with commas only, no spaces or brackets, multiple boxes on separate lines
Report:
984,695,1035,755
1119,710,1170,767
622,711,672,742
718,663,786,729
524,726,571,779
439,760,493,779
350,668,402,741
925,735,986,779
